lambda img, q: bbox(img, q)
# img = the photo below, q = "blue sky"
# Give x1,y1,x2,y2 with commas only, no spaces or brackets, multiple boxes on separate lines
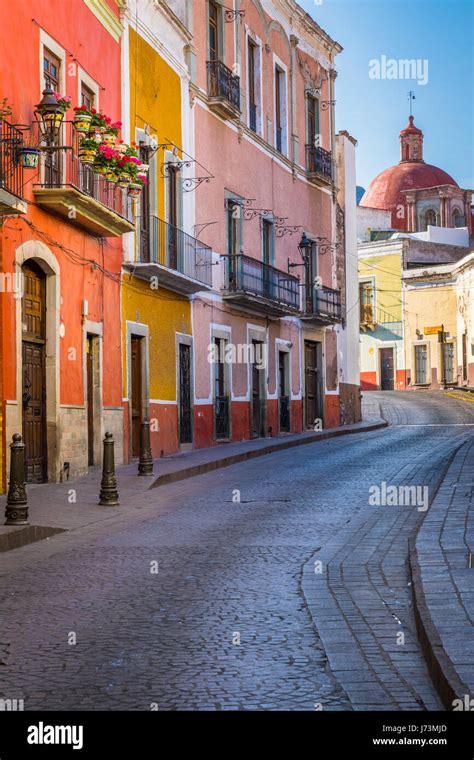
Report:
298,0,473,191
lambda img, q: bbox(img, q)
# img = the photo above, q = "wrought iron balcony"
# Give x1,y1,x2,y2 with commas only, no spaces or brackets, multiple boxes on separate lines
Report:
303,285,342,323
207,60,241,119
125,215,213,294
33,123,134,236
0,119,27,214
305,144,333,183
222,254,300,316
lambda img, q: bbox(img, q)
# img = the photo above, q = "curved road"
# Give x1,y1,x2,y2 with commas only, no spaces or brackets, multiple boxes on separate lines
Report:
1,390,473,710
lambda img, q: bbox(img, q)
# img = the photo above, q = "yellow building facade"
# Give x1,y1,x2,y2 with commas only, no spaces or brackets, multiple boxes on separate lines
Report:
121,19,194,460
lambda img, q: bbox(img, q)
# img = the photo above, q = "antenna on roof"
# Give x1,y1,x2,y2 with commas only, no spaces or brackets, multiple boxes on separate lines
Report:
407,91,416,117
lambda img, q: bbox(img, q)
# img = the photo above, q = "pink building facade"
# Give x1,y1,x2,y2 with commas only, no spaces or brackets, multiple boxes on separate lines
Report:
179,0,360,447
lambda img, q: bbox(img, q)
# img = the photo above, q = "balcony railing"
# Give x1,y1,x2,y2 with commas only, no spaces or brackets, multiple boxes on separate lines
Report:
207,60,241,112
222,254,300,313
305,285,342,322
138,215,213,288
305,145,332,180
0,119,24,200
33,123,134,235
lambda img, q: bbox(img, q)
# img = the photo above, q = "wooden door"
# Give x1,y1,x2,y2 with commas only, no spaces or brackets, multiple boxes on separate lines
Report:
22,262,47,482
251,341,263,438
167,165,178,269
304,340,322,429
139,144,151,262
86,336,94,466
131,337,143,457
462,333,468,383
380,348,394,390
279,351,290,432
179,343,192,444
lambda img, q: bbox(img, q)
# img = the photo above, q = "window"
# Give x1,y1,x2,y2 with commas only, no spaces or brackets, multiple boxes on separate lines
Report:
425,209,437,229
262,218,273,265
208,1,219,60
43,48,61,186
248,39,257,133
43,48,60,90
414,344,428,385
359,281,374,324
81,82,95,111
452,208,464,228
227,199,241,256
275,68,282,151
274,65,288,154
307,94,320,148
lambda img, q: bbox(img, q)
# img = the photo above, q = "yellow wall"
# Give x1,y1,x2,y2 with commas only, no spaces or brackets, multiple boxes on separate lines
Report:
359,253,402,321
122,29,191,402
405,282,458,376
122,278,191,399
129,27,182,219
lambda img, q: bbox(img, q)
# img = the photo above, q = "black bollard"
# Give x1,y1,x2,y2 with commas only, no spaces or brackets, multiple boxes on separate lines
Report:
98,432,119,506
138,420,153,476
5,434,29,526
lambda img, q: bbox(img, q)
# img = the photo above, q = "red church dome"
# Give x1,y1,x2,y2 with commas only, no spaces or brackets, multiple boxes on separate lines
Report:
360,117,459,230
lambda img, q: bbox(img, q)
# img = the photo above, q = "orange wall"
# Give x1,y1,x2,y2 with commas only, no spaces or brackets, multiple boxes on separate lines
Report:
0,0,123,409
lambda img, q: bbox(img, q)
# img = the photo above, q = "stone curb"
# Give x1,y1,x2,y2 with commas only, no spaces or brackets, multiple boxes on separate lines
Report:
409,439,471,710
149,419,388,489
0,525,66,553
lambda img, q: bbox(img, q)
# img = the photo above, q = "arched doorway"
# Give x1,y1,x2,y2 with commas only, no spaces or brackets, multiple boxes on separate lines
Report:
22,260,47,482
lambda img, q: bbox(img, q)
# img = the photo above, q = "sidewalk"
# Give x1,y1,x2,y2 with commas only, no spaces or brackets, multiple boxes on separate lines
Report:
0,417,386,552
410,437,474,709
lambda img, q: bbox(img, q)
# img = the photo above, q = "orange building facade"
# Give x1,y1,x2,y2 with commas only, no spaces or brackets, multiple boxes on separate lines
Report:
0,0,129,490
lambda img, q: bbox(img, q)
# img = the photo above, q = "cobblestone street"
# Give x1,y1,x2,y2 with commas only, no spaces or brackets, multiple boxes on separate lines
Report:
1,391,474,710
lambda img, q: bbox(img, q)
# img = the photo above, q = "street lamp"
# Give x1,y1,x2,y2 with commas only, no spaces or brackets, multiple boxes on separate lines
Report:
34,86,64,139
298,232,312,260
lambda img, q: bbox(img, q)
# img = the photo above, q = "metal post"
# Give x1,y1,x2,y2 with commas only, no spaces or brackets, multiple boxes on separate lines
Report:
98,432,119,506
138,420,153,476
5,434,29,525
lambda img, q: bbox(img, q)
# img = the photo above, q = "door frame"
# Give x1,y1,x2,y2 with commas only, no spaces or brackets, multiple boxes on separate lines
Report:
83,320,103,467
126,321,149,459
176,333,194,449
12,241,60,483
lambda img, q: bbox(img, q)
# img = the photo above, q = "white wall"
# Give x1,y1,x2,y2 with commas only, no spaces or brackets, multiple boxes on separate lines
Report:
410,225,469,247
336,131,360,389
357,206,392,243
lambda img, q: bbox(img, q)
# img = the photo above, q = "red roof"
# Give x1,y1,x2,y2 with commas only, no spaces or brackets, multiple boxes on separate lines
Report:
360,162,458,229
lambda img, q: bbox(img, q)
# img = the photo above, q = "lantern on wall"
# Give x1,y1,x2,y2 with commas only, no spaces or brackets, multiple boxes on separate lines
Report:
34,86,64,139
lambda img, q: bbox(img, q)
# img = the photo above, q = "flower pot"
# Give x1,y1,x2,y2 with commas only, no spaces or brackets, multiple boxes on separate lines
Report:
128,182,143,197
18,147,40,169
93,164,107,174
78,147,97,164
74,112,93,132
89,127,103,141
102,133,116,148
105,170,118,182
118,171,131,187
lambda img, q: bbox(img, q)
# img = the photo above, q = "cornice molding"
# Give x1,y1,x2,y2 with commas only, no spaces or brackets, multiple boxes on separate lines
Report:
83,0,123,42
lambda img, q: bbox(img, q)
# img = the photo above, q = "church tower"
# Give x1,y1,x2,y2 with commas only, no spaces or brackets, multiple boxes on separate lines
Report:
399,115,424,162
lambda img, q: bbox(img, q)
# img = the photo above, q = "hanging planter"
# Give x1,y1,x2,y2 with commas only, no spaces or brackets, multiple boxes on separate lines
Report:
128,182,143,197
18,146,40,169
102,133,116,149
105,169,118,182
74,111,93,133
117,171,131,187
78,138,99,164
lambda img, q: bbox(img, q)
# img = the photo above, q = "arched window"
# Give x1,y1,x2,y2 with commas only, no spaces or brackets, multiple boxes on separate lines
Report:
452,208,464,228
425,209,437,229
